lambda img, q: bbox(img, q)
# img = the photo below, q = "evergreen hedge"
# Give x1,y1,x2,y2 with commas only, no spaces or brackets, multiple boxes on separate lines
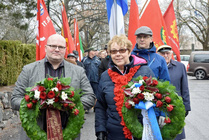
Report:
0,40,36,86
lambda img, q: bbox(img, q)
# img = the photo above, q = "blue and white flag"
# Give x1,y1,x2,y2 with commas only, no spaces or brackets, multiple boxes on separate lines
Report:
106,0,128,39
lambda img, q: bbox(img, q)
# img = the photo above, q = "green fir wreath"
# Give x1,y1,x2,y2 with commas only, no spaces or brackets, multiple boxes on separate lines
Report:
122,76,186,139
19,77,85,140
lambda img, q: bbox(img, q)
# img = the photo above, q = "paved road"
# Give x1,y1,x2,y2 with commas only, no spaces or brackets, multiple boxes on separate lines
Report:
81,76,209,140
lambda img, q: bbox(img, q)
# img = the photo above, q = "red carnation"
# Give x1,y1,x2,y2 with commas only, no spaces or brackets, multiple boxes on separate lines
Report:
69,103,75,109
143,76,148,80
152,80,158,86
56,83,62,91
63,103,69,108
25,95,30,102
167,104,174,112
70,91,74,98
125,102,132,109
38,86,45,92
155,93,162,99
47,91,55,99
133,97,140,104
73,109,79,115
139,85,145,91
47,78,53,81
137,93,144,100
40,92,47,100
54,97,59,102
165,96,171,103
27,103,33,109
164,117,171,124
156,100,163,108
32,99,37,104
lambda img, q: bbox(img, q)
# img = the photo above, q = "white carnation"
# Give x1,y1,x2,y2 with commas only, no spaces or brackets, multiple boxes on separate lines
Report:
131,87,141,94
46,98,55,105
61,91,68,100
128,100,135,106
143,92,154,101
51,87,59,92
138,80,144,85
34,90,40,100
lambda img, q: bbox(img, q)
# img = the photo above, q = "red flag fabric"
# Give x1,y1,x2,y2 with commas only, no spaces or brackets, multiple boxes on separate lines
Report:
36,0,56,60
139,0,170,49
74,19,81,61
128,0,140,49
61,3,75,58
163,0,181,61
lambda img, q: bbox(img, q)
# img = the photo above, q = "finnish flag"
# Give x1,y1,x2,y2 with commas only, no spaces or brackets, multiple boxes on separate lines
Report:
106,0,128,39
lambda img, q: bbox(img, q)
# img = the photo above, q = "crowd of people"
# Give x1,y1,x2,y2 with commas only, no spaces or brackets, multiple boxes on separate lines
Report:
11,26,191,140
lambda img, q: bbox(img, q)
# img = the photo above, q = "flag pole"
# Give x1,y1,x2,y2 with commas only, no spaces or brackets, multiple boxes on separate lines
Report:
139,0,149,17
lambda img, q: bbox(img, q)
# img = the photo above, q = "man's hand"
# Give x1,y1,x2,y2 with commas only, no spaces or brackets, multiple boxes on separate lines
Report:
158,116,166,128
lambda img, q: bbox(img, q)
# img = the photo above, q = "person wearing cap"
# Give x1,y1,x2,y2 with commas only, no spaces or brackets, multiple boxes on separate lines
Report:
66,53,77,65
82,47,101,96
157,45,191,140
131,26,170,81
72,50,85,68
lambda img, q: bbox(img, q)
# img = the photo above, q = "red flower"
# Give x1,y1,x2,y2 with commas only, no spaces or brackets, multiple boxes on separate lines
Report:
38,86,45,92
54,97,59,102
139,85,145,91
155,93,162,99
32,99,37,104
63,103,69,108
167,104,174,112
25,95,30,102
47,91,55,99
152,79,158,86
40,92,47,100
69,103,75,109
73,109,79,115
137,93,144,100
27,103,33,109
125,102,132,109
133,97,140,104
70,91,74,98
56,83,62,91
165,96,171,103
156,100,163,108
164,117,171,123
47,78,53,81
143,76,148,80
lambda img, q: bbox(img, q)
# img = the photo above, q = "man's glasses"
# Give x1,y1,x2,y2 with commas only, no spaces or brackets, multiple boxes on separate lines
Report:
47,45,66,50
110,49,128,54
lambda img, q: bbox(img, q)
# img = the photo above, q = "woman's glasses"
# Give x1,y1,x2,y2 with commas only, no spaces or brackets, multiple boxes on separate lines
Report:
110,49,128,54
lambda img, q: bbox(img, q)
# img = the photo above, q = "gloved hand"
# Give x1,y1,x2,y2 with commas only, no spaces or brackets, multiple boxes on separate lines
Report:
158,116,166,128
96,131,106,140
185,111,189,117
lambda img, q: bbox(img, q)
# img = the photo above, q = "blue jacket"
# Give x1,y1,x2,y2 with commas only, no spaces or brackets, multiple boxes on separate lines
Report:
132,43,170,81
82,56,101,83
95,55,155,140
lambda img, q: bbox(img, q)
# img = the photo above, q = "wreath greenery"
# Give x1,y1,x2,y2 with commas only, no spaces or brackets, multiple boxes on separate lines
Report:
122,76,186,139
19,77,85,140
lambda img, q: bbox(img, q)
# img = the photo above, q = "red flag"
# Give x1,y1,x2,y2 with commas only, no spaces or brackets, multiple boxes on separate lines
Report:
128,0,140,49
61,3,75,58
36,0,56,60
139,0,170,48
74,18,81,61
163,0,181,61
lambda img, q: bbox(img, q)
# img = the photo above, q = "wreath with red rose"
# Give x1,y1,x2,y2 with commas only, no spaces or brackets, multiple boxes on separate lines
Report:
122,76,186,139
19,77,85,140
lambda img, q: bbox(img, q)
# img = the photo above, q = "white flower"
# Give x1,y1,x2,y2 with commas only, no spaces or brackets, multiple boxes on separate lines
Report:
46,98,55,105
51,87,59,92
61,91,68,100
143,92,154,101
34,90,40,100
131,87,141,94
128,100,135,106
138,80,144,85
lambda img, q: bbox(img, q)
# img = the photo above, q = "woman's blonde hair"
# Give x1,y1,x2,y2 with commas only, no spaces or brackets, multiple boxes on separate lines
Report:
107,34,132,53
